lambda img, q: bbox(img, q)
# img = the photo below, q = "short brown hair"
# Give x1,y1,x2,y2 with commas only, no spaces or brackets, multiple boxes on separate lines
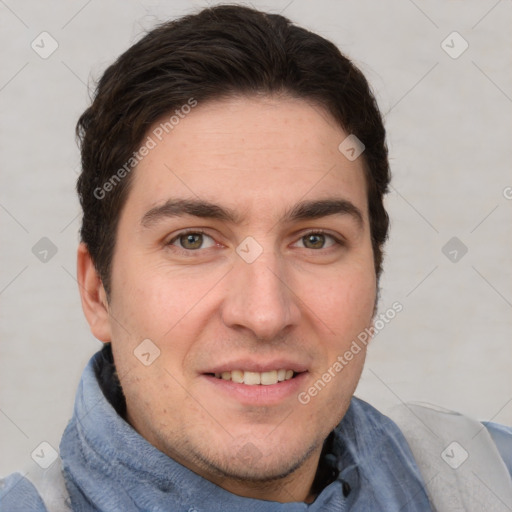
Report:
76,4,390,298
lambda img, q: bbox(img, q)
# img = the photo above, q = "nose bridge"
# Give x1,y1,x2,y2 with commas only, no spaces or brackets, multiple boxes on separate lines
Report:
221,243,300,339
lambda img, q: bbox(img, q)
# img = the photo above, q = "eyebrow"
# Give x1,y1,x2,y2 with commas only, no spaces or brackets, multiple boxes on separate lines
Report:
140,197,363,228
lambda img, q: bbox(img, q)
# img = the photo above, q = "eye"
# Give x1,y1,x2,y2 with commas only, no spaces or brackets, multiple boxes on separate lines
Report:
294,231,340,250
168,231,216,251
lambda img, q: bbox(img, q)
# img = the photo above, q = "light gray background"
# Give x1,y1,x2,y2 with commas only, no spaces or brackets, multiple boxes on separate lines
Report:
1,0,511,475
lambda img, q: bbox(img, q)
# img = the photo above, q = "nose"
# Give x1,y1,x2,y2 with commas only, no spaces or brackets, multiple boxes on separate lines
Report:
220,246,301,341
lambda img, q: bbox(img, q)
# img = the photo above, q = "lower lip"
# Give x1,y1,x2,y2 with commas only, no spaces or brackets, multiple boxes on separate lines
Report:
201,372,308,406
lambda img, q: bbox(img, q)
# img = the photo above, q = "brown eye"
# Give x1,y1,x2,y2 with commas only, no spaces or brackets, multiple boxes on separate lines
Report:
302,233,326,249
180,233,203,249
169,231,215,251
293,232,340,250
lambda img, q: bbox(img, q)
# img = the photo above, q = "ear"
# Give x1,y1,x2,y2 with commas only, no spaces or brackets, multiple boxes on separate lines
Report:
77,242,111,342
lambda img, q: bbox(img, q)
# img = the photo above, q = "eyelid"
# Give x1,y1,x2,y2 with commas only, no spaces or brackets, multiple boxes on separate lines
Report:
164,228,345,254
166,228,217,251
292,229,345,248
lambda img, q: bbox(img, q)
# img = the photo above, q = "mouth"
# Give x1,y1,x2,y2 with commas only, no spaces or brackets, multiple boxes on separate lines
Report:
206,369,300,385
201,363,308,405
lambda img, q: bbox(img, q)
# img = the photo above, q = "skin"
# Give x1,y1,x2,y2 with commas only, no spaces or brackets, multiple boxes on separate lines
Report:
78,95,377,503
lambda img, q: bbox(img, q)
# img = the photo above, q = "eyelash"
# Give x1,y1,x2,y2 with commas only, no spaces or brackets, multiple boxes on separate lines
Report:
166,229,210,254
294,229,344,250
166,228,344,254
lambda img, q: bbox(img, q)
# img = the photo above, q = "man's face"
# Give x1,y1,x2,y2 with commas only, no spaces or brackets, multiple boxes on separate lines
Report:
105,96,376,489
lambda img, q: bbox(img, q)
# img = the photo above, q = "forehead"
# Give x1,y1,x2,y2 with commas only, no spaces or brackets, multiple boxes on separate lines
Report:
125,95,368,224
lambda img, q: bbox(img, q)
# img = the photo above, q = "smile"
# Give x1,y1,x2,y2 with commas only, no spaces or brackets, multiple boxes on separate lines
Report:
211,369,296,385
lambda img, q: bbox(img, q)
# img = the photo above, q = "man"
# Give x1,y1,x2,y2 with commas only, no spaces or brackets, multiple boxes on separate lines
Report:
1,4,511,511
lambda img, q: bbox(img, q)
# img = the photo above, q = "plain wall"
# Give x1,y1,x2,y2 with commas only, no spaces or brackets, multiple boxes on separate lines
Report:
1,0,511,475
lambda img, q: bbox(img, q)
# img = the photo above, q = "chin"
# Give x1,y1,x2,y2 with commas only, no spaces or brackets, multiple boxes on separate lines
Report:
190,434,319,483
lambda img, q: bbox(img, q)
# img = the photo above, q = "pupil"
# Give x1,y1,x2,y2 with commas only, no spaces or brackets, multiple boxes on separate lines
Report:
182,233,202,249
305,234,324,249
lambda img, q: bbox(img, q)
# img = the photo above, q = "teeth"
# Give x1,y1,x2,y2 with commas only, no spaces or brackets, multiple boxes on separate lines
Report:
231,370,244,383
261,370,277,385
244,371,261,385
213,369,296,385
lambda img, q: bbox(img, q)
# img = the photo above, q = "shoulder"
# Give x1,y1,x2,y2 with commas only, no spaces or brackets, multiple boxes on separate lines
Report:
346,398,512,480
1,461,70,512
385,401,512,509
484,421,512,477
0,472,47,512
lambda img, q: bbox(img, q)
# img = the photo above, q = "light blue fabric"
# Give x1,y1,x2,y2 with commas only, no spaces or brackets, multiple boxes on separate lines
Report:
0,473,47,512
5,347,509,511
483,421,512,477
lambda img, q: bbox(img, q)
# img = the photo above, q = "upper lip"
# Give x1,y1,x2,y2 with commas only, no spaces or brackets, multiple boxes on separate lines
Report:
202,358,309,374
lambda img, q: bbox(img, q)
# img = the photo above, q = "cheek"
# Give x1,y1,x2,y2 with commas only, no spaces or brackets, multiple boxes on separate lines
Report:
108,254,221,380
308,263,376,337
109,252,191,332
